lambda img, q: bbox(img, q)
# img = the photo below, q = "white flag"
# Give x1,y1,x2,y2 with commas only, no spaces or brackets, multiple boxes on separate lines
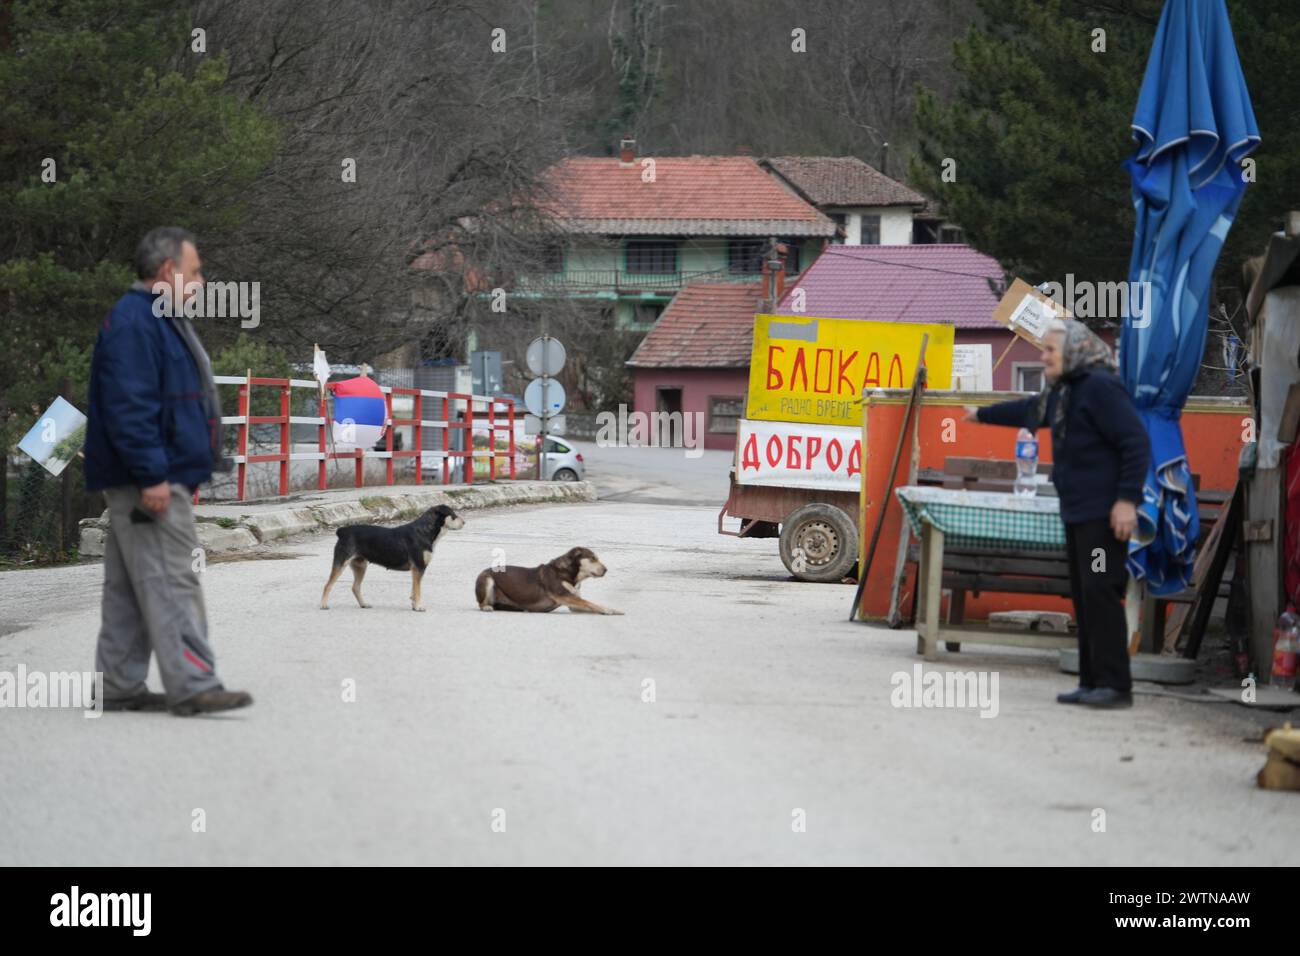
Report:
313,344,330,398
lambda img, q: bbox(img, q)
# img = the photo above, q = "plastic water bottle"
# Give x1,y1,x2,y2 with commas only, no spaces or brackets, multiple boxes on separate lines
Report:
1014,428,1038,497
1270,609,1298,690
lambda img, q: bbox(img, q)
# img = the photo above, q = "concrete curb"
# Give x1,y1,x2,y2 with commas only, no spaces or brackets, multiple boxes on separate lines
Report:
77,481,596,558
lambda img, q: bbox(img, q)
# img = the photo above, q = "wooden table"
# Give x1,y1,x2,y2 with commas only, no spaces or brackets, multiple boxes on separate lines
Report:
897,486,1077,661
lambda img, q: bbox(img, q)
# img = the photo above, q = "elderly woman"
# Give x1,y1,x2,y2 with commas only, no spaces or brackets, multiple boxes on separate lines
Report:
964,320,1151,709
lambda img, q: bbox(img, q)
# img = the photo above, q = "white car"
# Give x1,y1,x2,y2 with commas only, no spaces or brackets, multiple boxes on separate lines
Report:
538,438,584,481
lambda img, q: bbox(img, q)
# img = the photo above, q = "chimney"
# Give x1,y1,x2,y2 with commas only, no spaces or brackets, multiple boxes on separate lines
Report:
764,240,787,305
619,135,636,167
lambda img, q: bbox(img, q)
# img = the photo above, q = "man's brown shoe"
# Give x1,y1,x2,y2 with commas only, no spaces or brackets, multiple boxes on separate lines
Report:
100,691,169,712
169,686,253,716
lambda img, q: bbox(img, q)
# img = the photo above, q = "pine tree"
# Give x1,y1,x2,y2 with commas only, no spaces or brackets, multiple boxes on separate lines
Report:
911,0,1299,305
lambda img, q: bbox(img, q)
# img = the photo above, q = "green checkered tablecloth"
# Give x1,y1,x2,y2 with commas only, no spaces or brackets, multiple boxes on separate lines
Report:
895,486,1066,552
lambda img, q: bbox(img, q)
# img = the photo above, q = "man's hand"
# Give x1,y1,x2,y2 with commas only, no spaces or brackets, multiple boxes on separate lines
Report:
1110,500,1137,543
141,481,171,514
962,405,979,423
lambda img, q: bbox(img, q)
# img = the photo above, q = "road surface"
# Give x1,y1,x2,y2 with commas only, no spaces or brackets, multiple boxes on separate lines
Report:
0,491,1292,865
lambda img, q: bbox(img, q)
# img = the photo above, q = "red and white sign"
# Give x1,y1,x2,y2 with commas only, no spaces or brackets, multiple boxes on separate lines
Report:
735,419,862,492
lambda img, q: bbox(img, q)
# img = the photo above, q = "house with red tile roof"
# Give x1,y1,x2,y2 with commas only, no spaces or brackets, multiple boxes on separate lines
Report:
518,142,836,331
761,156,961,246
628,244,1049,448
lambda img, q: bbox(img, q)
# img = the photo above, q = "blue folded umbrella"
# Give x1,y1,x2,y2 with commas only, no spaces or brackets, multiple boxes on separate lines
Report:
1122,0,1260,595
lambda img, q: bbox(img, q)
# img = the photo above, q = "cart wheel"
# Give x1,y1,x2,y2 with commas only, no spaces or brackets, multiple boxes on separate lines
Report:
945,642,962,652
779,503,859,583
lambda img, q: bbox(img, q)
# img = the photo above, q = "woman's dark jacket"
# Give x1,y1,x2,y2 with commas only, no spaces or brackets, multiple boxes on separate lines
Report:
976,368,1151,524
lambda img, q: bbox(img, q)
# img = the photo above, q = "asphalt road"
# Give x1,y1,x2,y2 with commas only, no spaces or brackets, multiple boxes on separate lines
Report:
0,490,1294,865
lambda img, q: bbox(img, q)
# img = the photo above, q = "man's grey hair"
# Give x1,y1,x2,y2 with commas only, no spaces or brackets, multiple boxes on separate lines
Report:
135,226,196,279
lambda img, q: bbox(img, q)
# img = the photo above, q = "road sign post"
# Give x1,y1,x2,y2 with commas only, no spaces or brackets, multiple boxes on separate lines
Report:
525,335,567,480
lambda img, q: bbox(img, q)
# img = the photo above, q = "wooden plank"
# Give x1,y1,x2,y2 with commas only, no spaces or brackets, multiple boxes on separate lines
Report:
1163,480,1236,650
886,360,927,627
944,457,1019,481
936,554,1072,578
941,573,1073,596
929,622,1075,652
1246,467,1284,672
921,524,945,660
1183,482,1245,659
1278,382,1300,444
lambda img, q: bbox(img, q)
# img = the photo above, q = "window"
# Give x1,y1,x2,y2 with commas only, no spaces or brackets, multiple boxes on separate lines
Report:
543,439,570,454
728,239,800,274
728,239,765,274
829,213,847,243
625,240,678,273
633,303,665,327
860,215,881,245
1014,363,1045,393
782,241,800,274
539,243,564,273
709,396,743,433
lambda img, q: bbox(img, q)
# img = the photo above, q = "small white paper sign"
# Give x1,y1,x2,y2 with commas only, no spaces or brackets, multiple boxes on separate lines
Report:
951,343,993,391
18,396,88,477
1008,294,1058,342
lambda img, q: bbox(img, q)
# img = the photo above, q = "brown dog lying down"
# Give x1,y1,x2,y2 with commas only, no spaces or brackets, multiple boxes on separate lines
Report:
475,547,623,615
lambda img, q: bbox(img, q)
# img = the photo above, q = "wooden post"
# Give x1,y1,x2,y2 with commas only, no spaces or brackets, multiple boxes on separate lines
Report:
886,363,927,627
1246,467,1285,676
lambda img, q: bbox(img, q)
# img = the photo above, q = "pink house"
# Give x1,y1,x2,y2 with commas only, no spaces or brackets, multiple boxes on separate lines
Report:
769,244,1043,390
627,281,763,451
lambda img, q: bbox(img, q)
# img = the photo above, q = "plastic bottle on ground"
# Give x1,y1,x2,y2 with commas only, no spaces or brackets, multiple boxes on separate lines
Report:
1270,608,1298,691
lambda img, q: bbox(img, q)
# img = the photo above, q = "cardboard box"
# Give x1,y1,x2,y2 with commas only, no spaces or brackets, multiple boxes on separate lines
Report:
991,278,1071,348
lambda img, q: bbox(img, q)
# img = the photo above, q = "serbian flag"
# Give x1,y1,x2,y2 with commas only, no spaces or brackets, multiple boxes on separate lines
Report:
330,376,386,449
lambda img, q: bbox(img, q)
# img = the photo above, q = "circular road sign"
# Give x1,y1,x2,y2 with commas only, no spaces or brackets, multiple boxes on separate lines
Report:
524,378,566,418
526,337,567,377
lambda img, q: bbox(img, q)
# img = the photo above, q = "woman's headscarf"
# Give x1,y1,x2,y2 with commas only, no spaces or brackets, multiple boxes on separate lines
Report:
1034,319,1117,436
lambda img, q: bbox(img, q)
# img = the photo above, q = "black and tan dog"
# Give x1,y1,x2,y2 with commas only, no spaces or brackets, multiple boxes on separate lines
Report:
475,547,622,615
320,504,464,611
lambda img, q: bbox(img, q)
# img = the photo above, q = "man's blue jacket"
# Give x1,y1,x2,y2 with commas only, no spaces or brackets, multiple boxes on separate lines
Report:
84,287,216,492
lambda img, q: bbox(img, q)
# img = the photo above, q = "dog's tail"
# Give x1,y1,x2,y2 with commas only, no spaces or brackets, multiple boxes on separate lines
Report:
475,570,494,609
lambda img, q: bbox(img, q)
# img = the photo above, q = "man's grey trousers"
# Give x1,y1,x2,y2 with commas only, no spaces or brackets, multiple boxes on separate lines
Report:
95,484,223,704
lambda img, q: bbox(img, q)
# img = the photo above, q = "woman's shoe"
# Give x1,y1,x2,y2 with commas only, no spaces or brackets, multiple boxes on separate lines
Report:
1056,686,1093,704
1080,687,1133,709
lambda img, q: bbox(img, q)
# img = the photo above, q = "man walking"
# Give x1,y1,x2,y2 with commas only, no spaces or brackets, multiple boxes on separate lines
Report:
85,227,253,716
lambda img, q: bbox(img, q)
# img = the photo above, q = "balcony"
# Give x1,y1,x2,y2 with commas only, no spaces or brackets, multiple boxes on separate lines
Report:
508,268,791,296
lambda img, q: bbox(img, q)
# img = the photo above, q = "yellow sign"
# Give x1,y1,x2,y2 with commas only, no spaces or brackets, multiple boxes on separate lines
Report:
746,314,954,427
